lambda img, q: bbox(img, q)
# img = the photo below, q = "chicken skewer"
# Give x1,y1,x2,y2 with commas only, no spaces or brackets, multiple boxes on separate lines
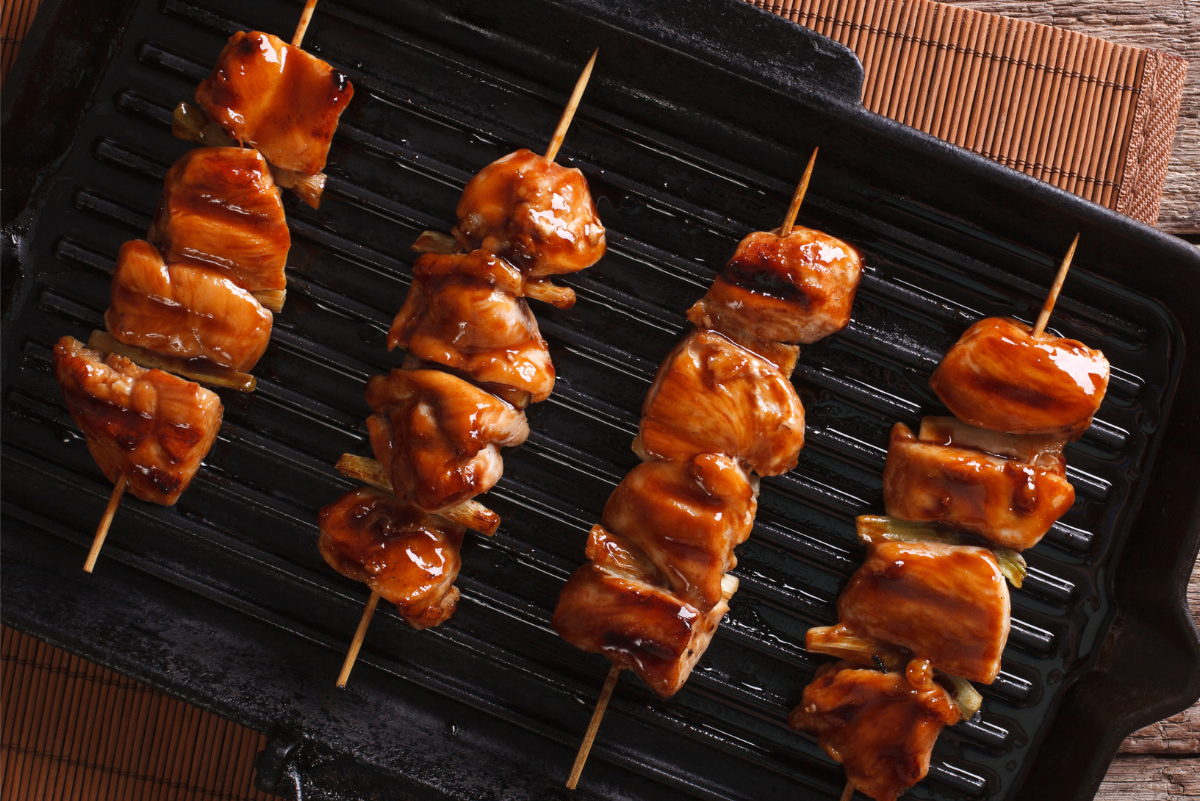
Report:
328,51,603,686
73,3,342,571
800,236,1099,801
559,148,865,788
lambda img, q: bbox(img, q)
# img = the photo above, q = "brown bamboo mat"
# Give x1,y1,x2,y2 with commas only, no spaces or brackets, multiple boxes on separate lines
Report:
0,627,277,801
749,0,1187,226
0,0,37,84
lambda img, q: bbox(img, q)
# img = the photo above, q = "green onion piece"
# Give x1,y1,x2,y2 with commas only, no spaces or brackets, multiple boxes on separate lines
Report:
938,671,983,719
994,548,1027,589
172,102,235,147
856,515,962,546
806,624,908,672
411,230,461,254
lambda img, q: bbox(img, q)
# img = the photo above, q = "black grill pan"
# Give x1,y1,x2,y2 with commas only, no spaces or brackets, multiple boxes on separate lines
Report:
3,0,1199,799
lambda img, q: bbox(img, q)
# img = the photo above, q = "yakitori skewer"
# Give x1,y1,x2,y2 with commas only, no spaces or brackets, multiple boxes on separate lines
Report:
74,1,345,572
558,148,865,788
328,51,602,687
799,235,1101,801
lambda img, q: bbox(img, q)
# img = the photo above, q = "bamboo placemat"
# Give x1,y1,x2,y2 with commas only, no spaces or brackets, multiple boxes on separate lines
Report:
0,627,276,801
749,0,1188,226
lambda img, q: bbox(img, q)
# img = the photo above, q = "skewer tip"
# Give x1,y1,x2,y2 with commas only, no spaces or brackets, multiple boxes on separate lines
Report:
544,48,600,163
1031,233,1080,339
780,146,819,236
336,590,381,688
84,475,128,573
291,0,320,48
840,780,856,801
565,663,622,789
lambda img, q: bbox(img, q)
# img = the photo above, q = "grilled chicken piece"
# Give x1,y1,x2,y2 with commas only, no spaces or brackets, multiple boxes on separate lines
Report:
318,487,466,629
603,455,756,611
636,329,805,477
824,535,1011,683
883,420,1074,551
195,31,354,176
388,251,555,403
551,524,735,698
930,317,1109,439
53,336,223,505
453,149,606,277
688,227,862,349
147,147,289,292
106,240,272,372
789,660,960,801
365,369,529,512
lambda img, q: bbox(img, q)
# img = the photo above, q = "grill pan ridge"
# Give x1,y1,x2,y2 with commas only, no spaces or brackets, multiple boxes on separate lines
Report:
2,0,1199,800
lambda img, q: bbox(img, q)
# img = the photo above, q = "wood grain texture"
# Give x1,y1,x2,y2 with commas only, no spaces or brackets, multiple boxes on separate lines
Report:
943,1,1199,232
1100,555,1200,797
1096,756,1200,799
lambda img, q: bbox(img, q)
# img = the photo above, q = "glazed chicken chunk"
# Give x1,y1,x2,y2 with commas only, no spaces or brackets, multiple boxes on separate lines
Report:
883,419,1075,551
930,317,1109,439
147,147,290,292
636,329,805,477
453,149,606,277
365,369,529,512
688,227,862,351
602,455,756,611
195,31,354,176
811,528,1011,683
551,524,736,698
389,252,555,403
789,660,960,801
318,487,466,630
53,336,223,505
106,240,272,372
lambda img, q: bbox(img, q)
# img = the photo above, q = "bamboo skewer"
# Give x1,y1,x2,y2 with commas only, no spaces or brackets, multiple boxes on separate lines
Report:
84,475,128,573
840,780,856,801
563,152,822,788
291,0,320,47
780,147,819,236
333,51,599,686
84,0,323,575
336,589,380,687
544,49,599,163
565,664,622,790
1031,233,1080,338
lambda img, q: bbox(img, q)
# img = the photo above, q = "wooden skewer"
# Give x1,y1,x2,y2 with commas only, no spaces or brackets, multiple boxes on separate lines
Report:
780,147,819,236
84,475,128,573
544,49,599,163
291,0,320,47
840,780,856,801
565,663,622,789
336,589,380,687
1031,233,1081,338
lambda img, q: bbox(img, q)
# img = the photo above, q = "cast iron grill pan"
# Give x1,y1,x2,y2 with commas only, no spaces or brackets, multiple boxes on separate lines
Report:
3,0,1199,799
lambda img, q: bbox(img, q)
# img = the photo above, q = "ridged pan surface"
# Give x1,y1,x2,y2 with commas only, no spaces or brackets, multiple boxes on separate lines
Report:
2,1,1198,800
